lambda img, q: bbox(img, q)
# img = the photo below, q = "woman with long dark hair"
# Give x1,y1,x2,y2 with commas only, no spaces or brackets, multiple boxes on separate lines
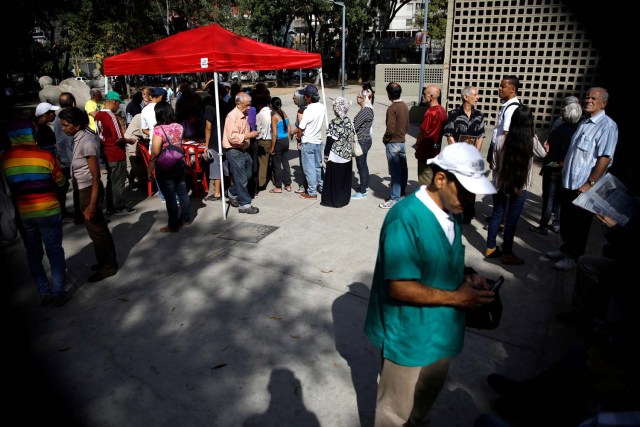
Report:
485,105,546,264
147,101,190,232
59,107,118,282
269,97,293,192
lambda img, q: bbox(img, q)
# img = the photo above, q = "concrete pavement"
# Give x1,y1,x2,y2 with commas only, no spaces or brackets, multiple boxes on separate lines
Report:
3,84,604,426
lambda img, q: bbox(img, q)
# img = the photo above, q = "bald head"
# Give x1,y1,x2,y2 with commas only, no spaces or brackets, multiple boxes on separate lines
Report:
423,85,441,105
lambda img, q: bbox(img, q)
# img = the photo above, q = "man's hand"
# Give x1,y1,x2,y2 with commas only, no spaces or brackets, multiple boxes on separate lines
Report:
596,214,617,228
456,279,495,309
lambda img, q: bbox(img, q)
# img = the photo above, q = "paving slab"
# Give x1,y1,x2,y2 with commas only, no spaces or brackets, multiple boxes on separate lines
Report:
3,84,605,427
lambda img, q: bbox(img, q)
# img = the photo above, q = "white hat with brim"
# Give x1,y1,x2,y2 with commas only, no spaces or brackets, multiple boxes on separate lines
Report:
427,143,497,195
35,102,60,117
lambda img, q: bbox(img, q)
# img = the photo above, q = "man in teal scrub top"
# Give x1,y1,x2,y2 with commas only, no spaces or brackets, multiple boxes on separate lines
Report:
364,143,498,427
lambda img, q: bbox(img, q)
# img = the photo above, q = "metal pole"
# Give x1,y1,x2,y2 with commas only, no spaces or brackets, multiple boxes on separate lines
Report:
418,0,429,103
340,2,345,97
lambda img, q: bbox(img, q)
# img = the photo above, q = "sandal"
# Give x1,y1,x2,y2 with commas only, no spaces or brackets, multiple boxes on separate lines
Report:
295,188,306,194
160,225,179,233
284,186,292,192
269,188,282,193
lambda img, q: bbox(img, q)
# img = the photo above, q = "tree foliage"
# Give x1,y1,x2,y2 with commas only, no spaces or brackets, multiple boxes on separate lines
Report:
413,0,448,43
4,0,447,85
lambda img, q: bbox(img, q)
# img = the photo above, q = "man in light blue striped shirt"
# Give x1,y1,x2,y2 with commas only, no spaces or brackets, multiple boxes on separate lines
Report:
546,87,618,271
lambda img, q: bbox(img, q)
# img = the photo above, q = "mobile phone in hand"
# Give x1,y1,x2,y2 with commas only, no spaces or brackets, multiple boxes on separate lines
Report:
491,276,504,292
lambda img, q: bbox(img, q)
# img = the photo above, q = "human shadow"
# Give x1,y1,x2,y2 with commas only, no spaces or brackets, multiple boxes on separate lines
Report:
332,282,380,427
242,368,320,427
65,211,156,288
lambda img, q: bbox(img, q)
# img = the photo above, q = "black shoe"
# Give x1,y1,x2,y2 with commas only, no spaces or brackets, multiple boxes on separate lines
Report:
228,198,240,207
88,270,117,283
238,206,259,214
40,295,54,307
54,292,71,307
204,194,222,201
114,207,137,215
529,225,549,235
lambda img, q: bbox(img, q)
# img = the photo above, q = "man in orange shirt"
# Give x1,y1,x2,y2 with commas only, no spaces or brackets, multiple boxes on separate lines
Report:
222,92,260,214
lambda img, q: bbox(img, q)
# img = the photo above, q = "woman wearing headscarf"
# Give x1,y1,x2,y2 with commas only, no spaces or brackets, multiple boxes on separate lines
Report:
321,96,355,208
351,86,375,199
58,107,118,283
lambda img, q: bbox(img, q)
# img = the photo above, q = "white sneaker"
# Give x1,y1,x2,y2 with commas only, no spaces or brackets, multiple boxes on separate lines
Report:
554,257,577,271
545,249,564,259
379,199,397,209
351,192,367,200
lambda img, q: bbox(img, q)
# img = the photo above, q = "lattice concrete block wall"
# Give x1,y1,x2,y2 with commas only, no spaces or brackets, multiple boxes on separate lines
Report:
445,0,602,130
374,64,444,99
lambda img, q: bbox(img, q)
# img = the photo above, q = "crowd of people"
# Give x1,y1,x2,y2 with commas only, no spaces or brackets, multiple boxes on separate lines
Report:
2,75,638,425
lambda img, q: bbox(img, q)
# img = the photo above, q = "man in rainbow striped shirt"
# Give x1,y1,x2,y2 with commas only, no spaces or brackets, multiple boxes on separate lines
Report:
1,118,68,307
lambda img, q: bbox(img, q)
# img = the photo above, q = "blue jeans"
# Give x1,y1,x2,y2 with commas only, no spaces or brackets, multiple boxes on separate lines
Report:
226,148,253,207
487,190,527,253
18,213,66,296
355,138,372,193
385,142,408,201
156,166,191,229
300,143,324,196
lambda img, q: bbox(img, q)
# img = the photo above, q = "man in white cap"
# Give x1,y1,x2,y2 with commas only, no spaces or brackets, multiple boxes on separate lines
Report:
364,143,497,427
33,102,60,154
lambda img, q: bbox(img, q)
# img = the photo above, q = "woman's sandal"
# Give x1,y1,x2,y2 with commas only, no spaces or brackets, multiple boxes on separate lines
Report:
269,188,283,193
284,186,292,192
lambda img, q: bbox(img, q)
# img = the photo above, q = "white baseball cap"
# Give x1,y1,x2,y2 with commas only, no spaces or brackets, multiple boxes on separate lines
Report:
427,143,496,194
35,102,60,117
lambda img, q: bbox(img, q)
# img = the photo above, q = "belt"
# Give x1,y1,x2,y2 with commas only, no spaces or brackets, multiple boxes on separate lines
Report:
227,147,249,153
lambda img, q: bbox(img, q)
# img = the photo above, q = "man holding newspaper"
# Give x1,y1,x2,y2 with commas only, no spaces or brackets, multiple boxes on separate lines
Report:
545,87,619,271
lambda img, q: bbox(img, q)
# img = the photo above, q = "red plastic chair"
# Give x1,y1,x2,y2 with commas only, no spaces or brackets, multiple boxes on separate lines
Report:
137,141,155,197
182,143,209,198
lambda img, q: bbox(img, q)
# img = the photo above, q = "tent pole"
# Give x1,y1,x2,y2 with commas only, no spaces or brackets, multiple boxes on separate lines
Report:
214,72,227,220
319,68,329,127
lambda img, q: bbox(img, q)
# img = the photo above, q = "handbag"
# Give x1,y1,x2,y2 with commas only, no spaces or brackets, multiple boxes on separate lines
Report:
156,127,185,173
465,276,504,330
351,122,363,157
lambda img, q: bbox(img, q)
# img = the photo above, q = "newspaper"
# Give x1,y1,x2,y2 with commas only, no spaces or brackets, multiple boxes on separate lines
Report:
572,173,640,226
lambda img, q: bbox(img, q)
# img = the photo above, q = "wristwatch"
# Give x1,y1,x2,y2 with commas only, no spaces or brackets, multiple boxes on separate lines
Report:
588,180,596,186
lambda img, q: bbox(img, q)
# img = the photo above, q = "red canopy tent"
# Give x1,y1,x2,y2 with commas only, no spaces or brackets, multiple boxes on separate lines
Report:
103,23,322,74
103,24,325,220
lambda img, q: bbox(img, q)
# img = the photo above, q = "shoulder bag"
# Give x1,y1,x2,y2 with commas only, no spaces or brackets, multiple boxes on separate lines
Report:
466,276,504,330
156,127,185,173
351,122,363,157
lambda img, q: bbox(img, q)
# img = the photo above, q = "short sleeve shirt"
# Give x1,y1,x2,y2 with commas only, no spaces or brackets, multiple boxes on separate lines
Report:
364,192,466,367
71,129,100,190
298,102,325,144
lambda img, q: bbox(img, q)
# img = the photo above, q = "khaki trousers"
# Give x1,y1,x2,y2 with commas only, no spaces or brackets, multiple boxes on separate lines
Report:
375,357,451,427
257,139,273,189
